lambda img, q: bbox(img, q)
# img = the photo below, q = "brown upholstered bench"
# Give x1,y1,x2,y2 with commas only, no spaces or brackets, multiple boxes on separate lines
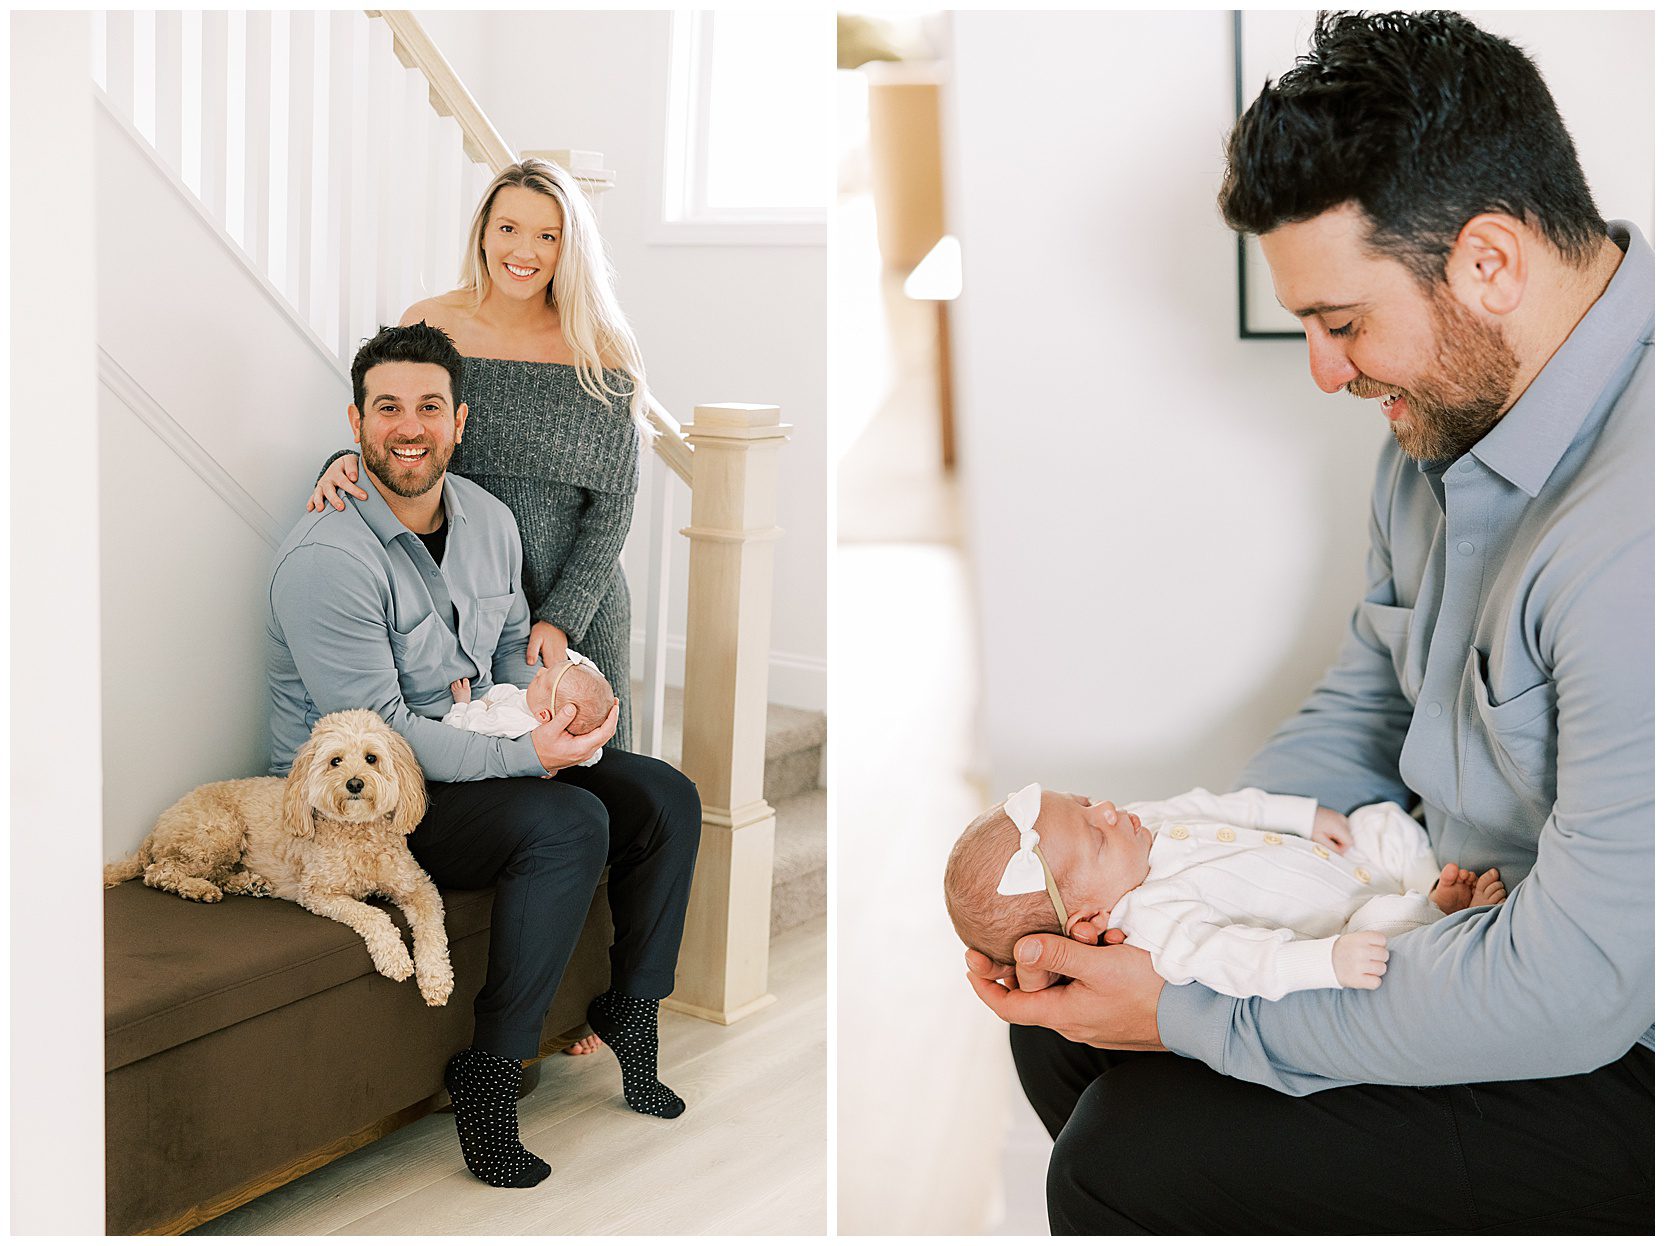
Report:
104,877,611,1234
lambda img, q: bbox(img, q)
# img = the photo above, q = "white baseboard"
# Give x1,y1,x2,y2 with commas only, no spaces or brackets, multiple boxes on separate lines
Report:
630,632,826,713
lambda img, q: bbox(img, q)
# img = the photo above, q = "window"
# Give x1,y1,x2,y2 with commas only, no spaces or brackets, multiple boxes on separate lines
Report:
658,11,828,244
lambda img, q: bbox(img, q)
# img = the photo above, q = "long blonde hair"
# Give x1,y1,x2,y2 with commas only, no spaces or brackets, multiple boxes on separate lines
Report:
461,158,651,437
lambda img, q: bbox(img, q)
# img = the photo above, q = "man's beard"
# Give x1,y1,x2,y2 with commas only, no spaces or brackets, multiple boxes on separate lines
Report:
1350,285,1519,463
362,436,453,498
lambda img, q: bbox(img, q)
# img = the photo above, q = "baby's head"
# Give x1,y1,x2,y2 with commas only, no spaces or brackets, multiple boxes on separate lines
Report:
944,785,1153,964
527,661,614,735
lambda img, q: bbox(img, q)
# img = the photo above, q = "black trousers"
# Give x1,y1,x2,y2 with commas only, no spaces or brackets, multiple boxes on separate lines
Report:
1011,1025,1654,1234
410,748,701,1059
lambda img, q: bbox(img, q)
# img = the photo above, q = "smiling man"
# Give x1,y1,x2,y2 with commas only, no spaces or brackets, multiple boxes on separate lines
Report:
968,11,1653,1233
266,323,701,1189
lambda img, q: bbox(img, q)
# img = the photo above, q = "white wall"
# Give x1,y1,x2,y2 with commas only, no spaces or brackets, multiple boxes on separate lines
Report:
423,10,829,711
97,103,352,858
12,15,106,1230
946,10,1653,802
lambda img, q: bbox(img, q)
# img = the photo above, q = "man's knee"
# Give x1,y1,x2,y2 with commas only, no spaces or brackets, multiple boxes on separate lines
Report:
627,756,703,856
1047,1075,1173,1233
503,784,610,873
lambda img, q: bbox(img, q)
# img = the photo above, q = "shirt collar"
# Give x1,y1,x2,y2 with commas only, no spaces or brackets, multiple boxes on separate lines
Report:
355,470,468,546
1466,221,1654,497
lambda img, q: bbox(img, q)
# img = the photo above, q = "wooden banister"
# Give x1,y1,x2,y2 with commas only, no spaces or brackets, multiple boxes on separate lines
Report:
366,10,514,171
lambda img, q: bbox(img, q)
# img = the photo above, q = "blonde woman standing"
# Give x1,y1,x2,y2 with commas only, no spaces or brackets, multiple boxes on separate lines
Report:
307,160,700,1188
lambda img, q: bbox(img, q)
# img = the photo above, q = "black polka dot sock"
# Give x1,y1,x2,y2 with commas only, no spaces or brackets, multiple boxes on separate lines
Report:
586,989,685,1119
442,1048,551,1188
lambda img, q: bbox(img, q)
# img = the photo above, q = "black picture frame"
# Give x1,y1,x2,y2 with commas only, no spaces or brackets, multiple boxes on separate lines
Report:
1233,10,1303,340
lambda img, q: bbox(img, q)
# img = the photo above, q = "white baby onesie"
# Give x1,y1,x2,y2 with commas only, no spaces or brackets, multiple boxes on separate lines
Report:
1107,788,1445,1000
440,649,606,767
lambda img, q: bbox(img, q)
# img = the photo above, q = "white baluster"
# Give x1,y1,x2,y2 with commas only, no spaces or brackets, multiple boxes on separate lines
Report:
153,11,183,173
284,11,315,319
223,12,245,248
325,10,363,361
639,451,679,758
348,17,379,352
242,11,272,276
199,11,228,220
103,11,134,119
401,65,431,307
132,10,156,143
90,10,107,92
428,111,463,295
369,21,405,327
178,11,202,194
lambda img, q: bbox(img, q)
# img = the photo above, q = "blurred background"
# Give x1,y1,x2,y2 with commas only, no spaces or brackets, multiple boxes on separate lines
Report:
834,8,1653,1235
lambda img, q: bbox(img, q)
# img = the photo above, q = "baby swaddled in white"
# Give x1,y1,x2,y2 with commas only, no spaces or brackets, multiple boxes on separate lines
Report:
442,649,612,767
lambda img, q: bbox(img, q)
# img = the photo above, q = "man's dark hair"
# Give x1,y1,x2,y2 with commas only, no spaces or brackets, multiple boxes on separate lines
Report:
350,322,464,412
1219,11,1607,283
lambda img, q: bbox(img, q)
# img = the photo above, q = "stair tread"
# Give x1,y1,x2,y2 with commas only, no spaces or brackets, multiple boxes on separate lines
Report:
631,683,825,768
771,788,826,881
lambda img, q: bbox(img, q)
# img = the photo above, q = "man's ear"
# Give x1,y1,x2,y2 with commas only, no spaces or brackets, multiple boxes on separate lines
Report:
453,401,469,444
1447,214,1526,318
348,404,364,445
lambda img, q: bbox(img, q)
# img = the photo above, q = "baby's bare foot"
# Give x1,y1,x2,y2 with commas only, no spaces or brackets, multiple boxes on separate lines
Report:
1430,863,1477,914
1332,931,1389,989
1468,868,1507,908
450,677,472,705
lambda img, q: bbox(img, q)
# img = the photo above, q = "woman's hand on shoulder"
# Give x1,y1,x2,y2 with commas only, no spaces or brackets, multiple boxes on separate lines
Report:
306,454,368,513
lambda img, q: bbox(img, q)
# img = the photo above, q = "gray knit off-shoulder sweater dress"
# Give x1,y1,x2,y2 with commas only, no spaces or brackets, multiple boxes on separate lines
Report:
328,358,640,748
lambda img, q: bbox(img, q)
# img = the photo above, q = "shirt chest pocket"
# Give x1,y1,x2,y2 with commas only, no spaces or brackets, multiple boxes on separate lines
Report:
467,592,516,664
1460,645,1557,812
1358,600,1423,703
388,611,453,696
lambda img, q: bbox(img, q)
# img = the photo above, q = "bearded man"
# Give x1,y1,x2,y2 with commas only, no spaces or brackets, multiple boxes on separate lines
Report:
969,12,1652,1232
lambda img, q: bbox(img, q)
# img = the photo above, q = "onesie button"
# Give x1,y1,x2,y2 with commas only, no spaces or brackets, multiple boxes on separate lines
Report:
1216,828,1236,842
1354,867,1371,884
1313,844,1330,859
1263,833,1281,846
1170,826,1190,840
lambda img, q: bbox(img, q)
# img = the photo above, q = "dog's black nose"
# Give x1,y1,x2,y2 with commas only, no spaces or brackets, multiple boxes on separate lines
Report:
346,777,364,795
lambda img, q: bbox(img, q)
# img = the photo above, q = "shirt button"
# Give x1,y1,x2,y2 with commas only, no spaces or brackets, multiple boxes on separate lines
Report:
1263,833,1281,846
1354,867,1371,884
1428,702,1443,718
1216,828,1236,843
1313,844,1330,859
1458,458,1476,473
1170,826,1190,840
1458,541,1475,555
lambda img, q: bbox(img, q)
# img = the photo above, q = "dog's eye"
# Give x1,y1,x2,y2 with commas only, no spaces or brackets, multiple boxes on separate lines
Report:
365,754,378,765
330,757,342,767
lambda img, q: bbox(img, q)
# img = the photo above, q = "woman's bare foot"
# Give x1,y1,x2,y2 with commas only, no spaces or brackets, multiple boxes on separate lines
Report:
1431,863,1507,913
563,1033,602,1056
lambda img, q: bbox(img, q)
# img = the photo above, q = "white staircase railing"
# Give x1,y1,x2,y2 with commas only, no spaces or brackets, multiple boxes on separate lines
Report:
92,9,786,1024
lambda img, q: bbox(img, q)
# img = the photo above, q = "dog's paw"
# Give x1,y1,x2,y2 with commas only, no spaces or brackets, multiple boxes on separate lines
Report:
369,940,415,982
223,869,275,898
175,878,224,903
419,973,455,1007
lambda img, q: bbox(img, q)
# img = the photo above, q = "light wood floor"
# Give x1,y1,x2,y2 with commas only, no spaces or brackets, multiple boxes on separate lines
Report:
189,918,827,1236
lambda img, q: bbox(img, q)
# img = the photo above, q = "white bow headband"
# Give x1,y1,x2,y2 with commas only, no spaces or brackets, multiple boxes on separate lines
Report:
995,783,1070,933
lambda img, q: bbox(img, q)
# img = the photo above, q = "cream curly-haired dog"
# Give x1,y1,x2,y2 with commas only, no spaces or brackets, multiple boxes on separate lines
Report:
104,709,453,1006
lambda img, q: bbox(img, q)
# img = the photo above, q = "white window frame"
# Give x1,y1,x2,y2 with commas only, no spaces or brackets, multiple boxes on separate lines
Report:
651,10,827,247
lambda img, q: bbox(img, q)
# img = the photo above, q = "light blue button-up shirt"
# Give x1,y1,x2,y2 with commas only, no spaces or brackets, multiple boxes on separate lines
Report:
265,472,546,782
1160,223,1655,1093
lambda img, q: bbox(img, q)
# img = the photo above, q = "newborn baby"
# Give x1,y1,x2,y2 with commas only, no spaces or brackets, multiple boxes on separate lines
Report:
945,785,1505,998
444,650,614,767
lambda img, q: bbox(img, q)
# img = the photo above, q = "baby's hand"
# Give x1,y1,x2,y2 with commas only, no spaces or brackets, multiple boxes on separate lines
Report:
450,677,471,705
1313,806,1354,854
1332,931,1388,989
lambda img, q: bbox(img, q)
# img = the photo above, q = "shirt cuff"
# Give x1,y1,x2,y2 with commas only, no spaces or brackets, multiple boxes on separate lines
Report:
1274,936,1341,996
1265,794,1321,837
1156,981,1232,1070
505,732,547,778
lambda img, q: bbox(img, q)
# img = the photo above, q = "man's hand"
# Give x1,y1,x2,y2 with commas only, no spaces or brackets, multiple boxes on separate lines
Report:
965,933,1167,1050
526,620,569,670
531,699,617,772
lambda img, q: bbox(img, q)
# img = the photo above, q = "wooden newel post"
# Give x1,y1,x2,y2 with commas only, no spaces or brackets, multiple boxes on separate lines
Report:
666,403,790,1025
